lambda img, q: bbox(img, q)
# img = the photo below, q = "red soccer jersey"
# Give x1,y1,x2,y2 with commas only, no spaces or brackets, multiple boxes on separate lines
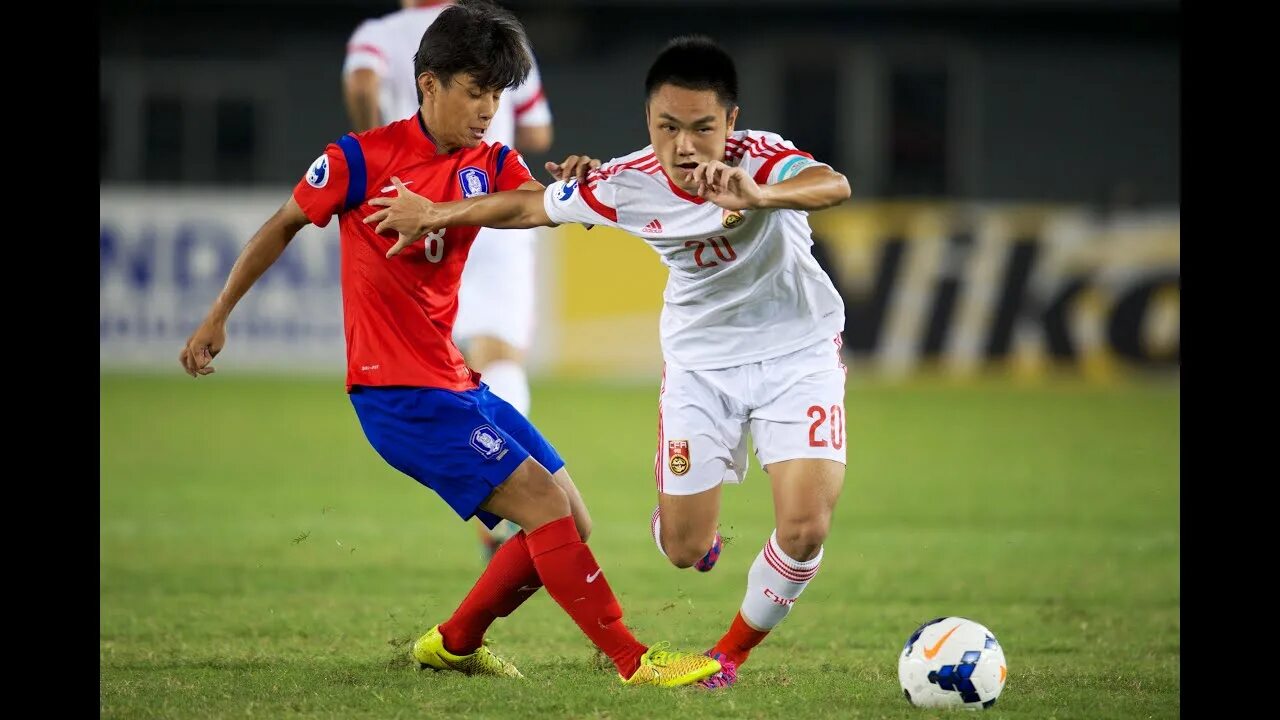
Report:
293,114,534,391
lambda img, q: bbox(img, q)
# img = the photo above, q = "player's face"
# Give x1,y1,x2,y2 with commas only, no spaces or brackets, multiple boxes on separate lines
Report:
423,72,503,151
647,84,739,192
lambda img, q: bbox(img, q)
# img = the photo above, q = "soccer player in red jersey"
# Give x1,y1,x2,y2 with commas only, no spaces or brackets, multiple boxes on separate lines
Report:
178,0,718,687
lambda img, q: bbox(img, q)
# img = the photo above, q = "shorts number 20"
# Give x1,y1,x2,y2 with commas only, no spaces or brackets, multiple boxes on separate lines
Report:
807,404,845,449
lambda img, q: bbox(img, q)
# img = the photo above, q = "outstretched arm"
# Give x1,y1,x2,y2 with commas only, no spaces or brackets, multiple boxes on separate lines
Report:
754,166,851,210
179,197,311,377
366,177,555,258
690,161,851,211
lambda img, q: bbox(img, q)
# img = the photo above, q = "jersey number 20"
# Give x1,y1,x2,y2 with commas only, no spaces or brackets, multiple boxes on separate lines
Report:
685,236,737,269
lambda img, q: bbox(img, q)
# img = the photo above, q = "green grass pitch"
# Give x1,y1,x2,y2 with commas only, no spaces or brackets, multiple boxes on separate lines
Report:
101,373,1178,719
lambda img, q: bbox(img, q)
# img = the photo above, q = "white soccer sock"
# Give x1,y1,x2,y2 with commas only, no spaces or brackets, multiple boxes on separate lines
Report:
650,505,668,557
481,359,531,416
739,529,824,630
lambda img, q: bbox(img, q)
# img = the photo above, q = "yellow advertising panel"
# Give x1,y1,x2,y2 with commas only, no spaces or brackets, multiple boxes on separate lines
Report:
546,203,1178,381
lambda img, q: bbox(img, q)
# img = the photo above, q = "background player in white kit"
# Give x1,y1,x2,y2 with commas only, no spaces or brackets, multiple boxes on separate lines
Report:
365,35,852,689
343,0,553,558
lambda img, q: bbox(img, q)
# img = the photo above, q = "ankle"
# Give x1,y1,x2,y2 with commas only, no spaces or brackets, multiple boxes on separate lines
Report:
439,622,481,656
617,645,646,679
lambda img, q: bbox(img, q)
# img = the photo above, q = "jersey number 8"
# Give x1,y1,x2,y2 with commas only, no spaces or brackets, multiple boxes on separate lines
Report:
424,229,446,263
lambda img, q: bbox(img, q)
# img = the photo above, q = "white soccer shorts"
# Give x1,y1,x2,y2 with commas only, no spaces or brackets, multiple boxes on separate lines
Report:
654,335,848,496
453,227,539,350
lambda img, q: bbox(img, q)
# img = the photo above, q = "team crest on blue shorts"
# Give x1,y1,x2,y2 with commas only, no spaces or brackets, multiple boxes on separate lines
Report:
470,424,507,459
459,167,490,198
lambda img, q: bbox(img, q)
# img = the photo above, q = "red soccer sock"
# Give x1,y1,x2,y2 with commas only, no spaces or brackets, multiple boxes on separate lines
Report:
439,531,542,655
712,611,771,667
525,515,647,678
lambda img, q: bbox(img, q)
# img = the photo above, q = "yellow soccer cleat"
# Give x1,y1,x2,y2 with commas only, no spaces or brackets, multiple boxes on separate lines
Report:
411,625,524,678
620,642,722,687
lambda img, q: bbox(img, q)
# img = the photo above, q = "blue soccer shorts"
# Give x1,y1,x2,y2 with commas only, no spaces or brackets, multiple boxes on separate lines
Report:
349,383,566,529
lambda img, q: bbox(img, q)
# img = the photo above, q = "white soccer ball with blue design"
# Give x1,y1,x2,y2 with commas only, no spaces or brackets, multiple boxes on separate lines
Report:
898,617,1007,709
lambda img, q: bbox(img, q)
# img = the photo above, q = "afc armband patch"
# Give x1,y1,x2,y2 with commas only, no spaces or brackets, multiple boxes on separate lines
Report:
776,156,817,182
306,155,330,188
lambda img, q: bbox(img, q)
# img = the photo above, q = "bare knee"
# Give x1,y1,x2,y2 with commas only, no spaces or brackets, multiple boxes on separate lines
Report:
550,467,592,541
574,512,593,542
484,460,571,530
522,478,572,527
775,517,831,561
662,527,716,569
666,547,700,569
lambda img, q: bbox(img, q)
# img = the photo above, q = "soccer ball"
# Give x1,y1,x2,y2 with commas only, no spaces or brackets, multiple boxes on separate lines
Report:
898,617,1007,710
694,530,722,572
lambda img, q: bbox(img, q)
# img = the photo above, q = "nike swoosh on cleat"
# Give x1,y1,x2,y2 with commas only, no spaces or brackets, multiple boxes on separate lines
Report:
923,624,962,660
429,650,461,671
586,569,603,583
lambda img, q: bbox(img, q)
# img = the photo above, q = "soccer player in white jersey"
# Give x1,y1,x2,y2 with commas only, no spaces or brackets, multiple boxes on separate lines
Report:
364,35,852,689
343,0,554,560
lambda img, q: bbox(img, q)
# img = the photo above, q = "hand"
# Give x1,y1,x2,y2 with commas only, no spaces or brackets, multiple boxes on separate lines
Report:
545,155,600,183
688,161,764,211
364,176,442,258
179,318,226,378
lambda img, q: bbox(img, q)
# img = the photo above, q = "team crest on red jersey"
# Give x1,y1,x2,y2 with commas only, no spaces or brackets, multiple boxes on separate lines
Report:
667,440,690,476
458,167,490,198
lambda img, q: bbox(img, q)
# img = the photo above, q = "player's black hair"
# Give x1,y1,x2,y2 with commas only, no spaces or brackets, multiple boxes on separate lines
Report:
414,0,532,103
644,35,739,110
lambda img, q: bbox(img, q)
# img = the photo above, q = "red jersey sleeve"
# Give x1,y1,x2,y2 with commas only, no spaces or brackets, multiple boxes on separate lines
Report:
292,144,351,228
494,144,535,192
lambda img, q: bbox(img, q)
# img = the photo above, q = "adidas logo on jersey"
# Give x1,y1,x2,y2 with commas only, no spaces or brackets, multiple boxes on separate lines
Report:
642,219,664,233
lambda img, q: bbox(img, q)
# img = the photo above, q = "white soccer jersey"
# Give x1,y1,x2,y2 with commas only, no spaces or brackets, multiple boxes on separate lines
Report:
342,4,552,143
542,130,846,370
